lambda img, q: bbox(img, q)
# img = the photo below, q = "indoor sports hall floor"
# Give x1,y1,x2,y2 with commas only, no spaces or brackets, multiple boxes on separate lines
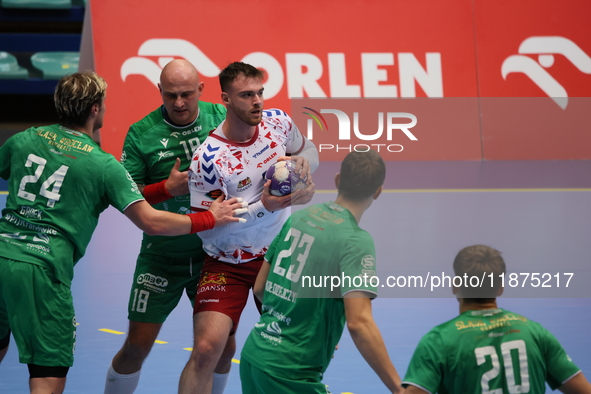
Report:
1,160,590,393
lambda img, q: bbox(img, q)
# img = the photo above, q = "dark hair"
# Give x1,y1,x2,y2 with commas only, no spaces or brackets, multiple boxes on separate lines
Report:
338,150,386,202
218,62,264,93
54,71,107,129
453,245,506,302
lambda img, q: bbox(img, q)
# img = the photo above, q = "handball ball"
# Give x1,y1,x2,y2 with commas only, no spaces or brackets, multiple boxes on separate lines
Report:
265,160,308,197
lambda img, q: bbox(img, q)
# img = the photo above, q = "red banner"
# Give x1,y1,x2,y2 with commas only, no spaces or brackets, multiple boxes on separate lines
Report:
89,0,591,161
474,0,591,160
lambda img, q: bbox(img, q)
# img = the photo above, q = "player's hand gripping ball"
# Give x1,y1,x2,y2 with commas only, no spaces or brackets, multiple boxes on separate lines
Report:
265,160,308,196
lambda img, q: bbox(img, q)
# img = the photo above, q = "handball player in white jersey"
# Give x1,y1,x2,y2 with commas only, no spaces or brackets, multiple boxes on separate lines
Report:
179,61,319,394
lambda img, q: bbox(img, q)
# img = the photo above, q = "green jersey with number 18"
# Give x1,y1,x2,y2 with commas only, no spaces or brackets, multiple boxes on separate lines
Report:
0,125,143,287
121,102,226,257
402,308,581,393
241,201,379,381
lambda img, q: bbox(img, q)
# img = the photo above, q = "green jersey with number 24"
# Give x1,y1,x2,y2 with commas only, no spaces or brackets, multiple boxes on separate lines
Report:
0,125,143,286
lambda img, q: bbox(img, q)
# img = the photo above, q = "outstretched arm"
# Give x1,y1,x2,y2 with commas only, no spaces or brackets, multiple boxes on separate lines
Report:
124,196,244,236
344,294,404,394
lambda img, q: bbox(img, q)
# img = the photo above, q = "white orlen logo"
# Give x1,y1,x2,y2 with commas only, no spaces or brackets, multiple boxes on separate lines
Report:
121,39,220,87
121,39,444,101
170,132,181,139
266,321,282,336
501,36,591,109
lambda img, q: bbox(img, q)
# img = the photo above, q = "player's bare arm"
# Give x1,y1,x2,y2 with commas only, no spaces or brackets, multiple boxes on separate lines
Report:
344,294,404,394
254,260,271,302
559,372,591,394
124,197,244,235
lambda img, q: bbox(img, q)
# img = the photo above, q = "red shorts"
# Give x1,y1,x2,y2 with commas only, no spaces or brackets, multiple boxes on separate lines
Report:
194,256,263,335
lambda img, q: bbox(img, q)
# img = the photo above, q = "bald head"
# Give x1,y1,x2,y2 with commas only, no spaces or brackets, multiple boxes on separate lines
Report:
160,59,200,86
158,59,204,125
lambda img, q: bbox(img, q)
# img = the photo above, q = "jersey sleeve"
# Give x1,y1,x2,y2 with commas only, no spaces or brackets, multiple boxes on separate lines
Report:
287,120,306,155
188,145,227,211
120,125,147,185
540,326,582,389
402,330,445,394
103,156,144,213
339,231,379,297
264,109,306,155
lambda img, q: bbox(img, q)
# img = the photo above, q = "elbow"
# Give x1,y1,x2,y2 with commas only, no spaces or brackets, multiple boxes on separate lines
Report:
143,226,160,236
346,314,372,337
346,318,364,336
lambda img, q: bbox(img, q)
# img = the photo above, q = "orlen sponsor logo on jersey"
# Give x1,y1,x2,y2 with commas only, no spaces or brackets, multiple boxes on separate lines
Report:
256,152,278,168
120,39,443,102
502,36,591,110
137,273,169,287
303,106,417,154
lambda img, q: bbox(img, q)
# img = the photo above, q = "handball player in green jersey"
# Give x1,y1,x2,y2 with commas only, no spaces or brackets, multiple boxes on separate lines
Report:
403,245,591,394
104,59,235,394
0,72,243,394
240,150,404,394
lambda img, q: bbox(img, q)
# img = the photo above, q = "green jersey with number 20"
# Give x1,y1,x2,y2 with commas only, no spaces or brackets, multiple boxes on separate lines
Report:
403,308,581,394
0,125,143,286
241,201,379,381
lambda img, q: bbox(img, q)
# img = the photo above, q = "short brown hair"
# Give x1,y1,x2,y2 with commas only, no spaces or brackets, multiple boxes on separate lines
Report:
54,71,107,129
338,150,386,202
453,245,506,302
218,62,264,93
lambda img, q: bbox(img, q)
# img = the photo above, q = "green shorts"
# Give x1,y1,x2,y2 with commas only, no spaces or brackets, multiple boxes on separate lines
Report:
240,358,330,394
0,257,76,367
127,252,205,323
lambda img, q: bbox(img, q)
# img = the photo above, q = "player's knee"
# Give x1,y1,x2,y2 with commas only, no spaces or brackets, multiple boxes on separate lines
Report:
192,337,225,367
0,330,10,350
28,364,69,379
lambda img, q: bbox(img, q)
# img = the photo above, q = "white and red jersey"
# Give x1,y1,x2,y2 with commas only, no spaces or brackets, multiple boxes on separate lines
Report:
188,109,305,264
